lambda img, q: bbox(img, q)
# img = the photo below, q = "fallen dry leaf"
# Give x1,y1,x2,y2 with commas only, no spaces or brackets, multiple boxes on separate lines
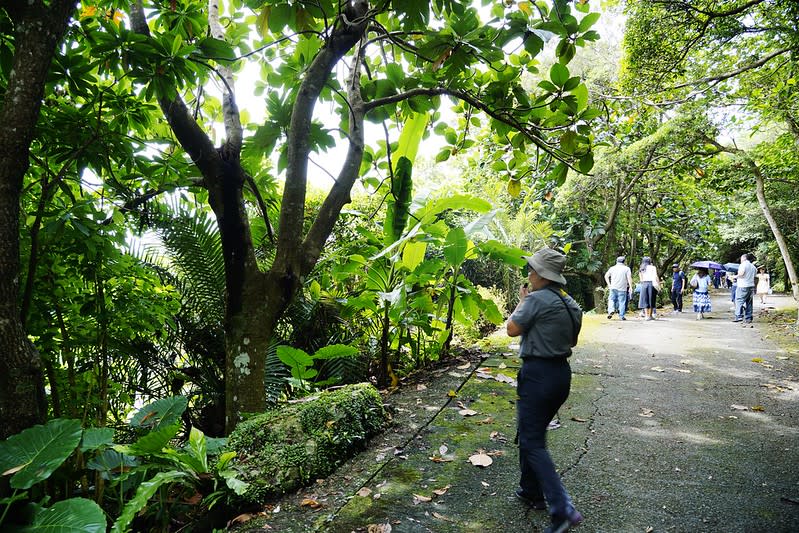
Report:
479,416,495,425
674,368,691,373
639,408,655,417
367,523,392,533
751,357,764,363
300,498,322,509
457,362,471,370
468,452,493,467
571,416,587,423
432,484,451,496
416,384,427,391
459,408,478,416
432,512,456,522
413,493,432,504
429,454,455,463
447,389,457,397
357,487,372,498
439,444,449,455
486,450,505,457
731,404,749,411
481,481,490,487
650,366,665,372
751,405,765,412
228,513,256,525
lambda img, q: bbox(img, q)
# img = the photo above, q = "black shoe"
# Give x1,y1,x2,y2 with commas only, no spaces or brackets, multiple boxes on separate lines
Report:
607,313,613,319
544,509,583,533
515,488,546,510
620,316,626,321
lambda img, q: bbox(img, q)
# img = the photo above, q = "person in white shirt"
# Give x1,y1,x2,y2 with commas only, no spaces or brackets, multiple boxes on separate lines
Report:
604,256,633,321
638,257,660,321
734,253,757,324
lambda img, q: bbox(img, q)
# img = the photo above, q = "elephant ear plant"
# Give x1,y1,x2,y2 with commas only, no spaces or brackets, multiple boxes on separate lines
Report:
0,396,248,532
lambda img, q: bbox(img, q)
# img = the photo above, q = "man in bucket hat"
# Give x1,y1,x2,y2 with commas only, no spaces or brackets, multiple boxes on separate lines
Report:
507,247,583,533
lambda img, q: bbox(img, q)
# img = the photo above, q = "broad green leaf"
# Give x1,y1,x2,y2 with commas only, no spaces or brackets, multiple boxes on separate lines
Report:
0,418,82,490
196,37,236,60
24,498,107,533
313,344,359,360
402,240,427,271
80,427,115,452
578,12,601,32
393,113,429,165
572,83,588,112
548,162,569,186
550,63,569,87
507,179,521,197
124,422,181,455
277,345,313,373
443,227,468,266
111,471,188,533
186,427,208,473
578,152,594,174
129,396,188,430
475,241,528,267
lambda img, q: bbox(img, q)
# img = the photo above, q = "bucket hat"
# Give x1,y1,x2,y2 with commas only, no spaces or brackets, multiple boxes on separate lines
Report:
523,248,567,285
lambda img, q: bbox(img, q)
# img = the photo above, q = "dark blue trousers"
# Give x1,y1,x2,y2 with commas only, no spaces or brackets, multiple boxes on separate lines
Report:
517,357,576,520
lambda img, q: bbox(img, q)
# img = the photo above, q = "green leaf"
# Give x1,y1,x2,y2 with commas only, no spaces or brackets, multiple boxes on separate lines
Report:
24,498,107,533
111,471,188,533
578,152,594,174
186,427,208,473
572,83,589,112
393,112,429,165
507,179,522,198
277,346,313,374
443,227,468,266
313,344,359,360
129,396,188,430
125,422,181,455
0,418,82,490
548,162,569,186
578,12,601,32
196,37,236,60
549,63,569,87
80,428,115,453
401,240,427,271
475,241,528,267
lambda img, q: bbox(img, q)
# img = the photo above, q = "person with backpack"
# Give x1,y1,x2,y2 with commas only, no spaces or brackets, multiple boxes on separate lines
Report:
508,248,583,533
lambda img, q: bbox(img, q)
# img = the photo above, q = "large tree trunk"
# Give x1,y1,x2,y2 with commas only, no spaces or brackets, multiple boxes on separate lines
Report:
130,1,369,432
0,1,76,440
750,161,799,322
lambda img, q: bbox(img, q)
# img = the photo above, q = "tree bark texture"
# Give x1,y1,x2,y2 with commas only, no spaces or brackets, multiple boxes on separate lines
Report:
750,161,799,321
0,0,76,440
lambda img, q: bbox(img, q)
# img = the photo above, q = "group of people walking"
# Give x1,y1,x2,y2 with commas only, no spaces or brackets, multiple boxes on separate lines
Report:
504,247,773,532
603,255,662,321
603,253,770,323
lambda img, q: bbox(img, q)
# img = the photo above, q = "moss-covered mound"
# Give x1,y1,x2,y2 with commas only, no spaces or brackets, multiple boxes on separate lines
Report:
227,383,389,503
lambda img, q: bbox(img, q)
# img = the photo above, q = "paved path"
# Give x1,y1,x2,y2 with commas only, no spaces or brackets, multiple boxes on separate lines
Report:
243,292,799,532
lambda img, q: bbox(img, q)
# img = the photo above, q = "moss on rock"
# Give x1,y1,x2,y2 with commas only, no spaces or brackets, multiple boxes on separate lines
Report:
226,383,389,503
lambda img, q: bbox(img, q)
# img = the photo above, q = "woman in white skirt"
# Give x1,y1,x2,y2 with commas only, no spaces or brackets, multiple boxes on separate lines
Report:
756,267,770,304
690,268,711,320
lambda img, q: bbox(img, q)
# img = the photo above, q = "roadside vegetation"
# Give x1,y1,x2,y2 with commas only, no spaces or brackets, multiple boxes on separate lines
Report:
1,0,798,530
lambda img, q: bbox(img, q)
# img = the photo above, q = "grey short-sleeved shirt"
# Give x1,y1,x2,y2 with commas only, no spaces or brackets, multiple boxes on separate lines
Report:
510,287,582,359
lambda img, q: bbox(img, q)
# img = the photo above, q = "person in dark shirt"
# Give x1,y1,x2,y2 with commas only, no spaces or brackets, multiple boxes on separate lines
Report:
670,264,686,313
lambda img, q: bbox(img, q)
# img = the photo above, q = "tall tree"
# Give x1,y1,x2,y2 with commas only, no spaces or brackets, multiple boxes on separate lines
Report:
0,0,78,440
112,0,601,431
